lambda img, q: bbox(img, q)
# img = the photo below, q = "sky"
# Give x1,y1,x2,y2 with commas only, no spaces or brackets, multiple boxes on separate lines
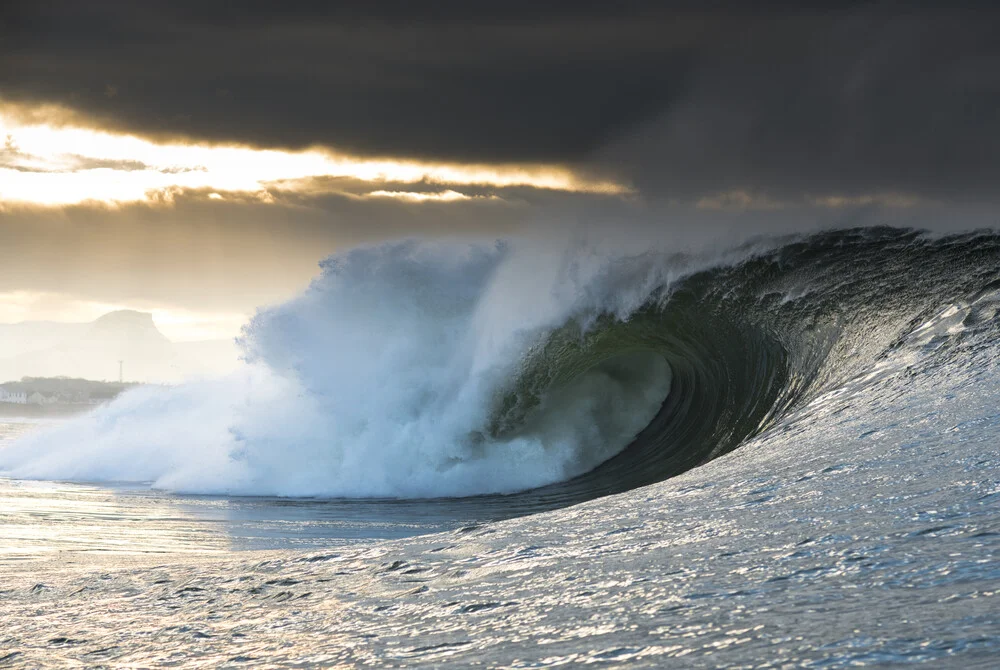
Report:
1,2,998,341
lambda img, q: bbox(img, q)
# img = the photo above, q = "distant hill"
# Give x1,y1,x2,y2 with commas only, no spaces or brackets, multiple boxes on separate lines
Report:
0,310,239,383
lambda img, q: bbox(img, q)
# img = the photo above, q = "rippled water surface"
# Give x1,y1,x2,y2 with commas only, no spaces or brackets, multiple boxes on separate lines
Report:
0,419,495,562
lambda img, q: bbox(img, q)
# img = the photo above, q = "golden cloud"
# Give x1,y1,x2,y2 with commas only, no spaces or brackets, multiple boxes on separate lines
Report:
0,100,631,207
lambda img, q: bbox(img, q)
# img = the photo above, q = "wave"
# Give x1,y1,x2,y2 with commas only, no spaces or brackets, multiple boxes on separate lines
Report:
2,227,1000,509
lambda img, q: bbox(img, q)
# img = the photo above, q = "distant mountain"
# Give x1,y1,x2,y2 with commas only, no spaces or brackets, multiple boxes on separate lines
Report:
0,310,239,383
87,310,173,345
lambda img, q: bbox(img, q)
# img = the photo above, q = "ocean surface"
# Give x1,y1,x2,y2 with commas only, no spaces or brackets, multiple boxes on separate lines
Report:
2,227,1000,667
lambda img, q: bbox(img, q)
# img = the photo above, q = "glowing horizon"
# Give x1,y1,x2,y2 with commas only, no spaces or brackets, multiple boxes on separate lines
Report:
0,102,630,207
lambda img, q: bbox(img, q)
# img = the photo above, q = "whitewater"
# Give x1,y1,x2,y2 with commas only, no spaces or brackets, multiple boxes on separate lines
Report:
1,226,999,666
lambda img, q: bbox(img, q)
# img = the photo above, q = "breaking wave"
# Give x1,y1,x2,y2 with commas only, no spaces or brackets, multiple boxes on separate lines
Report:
3,227,1000,510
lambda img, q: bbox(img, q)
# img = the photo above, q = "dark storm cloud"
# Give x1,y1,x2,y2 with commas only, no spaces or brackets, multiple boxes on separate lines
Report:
1,2,998,198
0,1,695,162
603,5,1000,200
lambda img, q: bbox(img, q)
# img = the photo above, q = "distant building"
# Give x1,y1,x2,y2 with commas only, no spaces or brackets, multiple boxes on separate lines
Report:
27,391,58,405
0,389,27,404
0,377,137,408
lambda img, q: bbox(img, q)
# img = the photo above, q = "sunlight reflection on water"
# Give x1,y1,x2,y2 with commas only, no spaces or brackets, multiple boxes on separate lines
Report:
0,419,467,562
